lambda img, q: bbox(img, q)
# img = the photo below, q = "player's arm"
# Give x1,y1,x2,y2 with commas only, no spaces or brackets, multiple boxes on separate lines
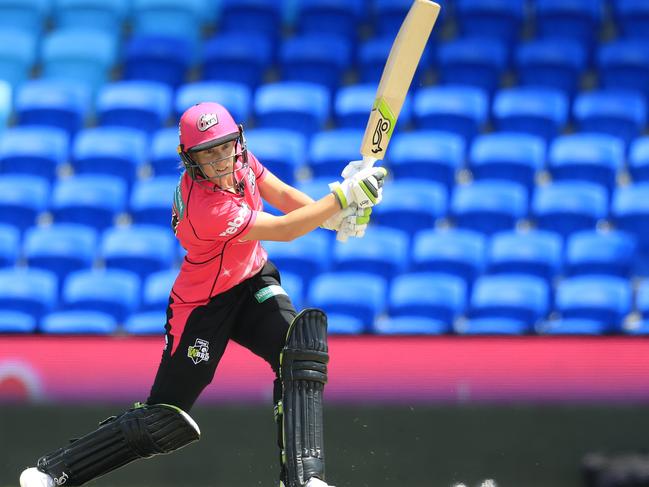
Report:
259,170,315,213
241,166,387,242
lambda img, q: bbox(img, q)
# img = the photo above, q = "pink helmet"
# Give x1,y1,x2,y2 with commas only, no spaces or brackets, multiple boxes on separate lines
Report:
178,102,239,152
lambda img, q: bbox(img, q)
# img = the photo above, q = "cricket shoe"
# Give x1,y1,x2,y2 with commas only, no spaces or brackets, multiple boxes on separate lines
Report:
19,467,55,487
305,477,335,487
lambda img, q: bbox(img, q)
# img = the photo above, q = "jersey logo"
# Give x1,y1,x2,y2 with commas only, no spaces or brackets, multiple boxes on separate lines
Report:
197,113,218,132
188,339,210,365
219,203,250,237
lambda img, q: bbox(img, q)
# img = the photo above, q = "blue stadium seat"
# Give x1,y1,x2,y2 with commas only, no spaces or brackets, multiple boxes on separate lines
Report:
332,226,409,280
573,90,647,144
612,183,649,249
455,0,525,43
388,272,466,326
0,79,10,131
411,228,486,283
326,312,365,334
0,0,49,32
308,129,363,178
263,231,331,285
457,317,536,335
132,0,206,49
0,310,37,333
373,316,451,335
437,37,508,93
629,136,649,182
72,127,148,183
40,310,117,334
296,0,362,40
635,279,649,321
101,225,176,279
492,87,569,142
245,128,305,185
51,175,127,230
372,180,447,233
538,317,614,335
358,35,432,85
0,267,57,319
532,181,608,237
469,132,545,191
150,128,181,176
308,271,387,326
130,176,177,226
254,82,330,136
201,32,273,89
278,271,303,311
465,274,549,332
565,230,636,277
0,175,49,231
548,134,625,193
552,275,632,332
124,310,166,335
451,180,528,235
388,130,465,190
62,268,140,321
279,34,352,91
0,126,69,181
486,230,562,281
295,177,334,200
514,38,587,97
598,40,649,97
335,83,412,129
0,28,37,88
413,85,489,141
142,268,176,310
535,0,603,47
175,81,252,124
54,0,129,32
41,28,118,92
612,0,649,39
15,79,91,135
97,81,173,134
123,35,192,88
0,223,19,267
220,0,281,40
24,224,97,280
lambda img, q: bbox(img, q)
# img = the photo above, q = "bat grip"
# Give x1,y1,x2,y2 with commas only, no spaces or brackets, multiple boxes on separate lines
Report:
335,156,378,242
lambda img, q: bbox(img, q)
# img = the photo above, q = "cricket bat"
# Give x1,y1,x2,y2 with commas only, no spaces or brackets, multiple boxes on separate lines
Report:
337,0,441,241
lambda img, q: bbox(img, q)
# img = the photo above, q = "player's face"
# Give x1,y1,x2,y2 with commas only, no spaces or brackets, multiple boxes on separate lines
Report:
193,140,237,188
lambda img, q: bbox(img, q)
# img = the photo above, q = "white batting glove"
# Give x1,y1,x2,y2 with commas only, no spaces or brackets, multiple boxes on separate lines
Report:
321,206,355,231
329,166,387,209
336,206,372,242
341,156,377,179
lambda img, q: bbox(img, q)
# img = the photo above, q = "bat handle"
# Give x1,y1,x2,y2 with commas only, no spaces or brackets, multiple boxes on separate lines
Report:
334,156,379,242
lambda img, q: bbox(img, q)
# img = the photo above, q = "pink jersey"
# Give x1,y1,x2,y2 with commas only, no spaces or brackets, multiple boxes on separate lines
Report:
168,152,268,343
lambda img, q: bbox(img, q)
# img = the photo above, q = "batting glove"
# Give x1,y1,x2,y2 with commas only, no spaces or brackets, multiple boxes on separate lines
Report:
336,206,372,242
341,156,377,179
329,166,387,209
321,206,372,232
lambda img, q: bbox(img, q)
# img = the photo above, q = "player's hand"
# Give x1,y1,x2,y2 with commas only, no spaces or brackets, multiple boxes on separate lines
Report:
336,206,372,242
341,156,377,179
321,206,354,231
329,166,387,209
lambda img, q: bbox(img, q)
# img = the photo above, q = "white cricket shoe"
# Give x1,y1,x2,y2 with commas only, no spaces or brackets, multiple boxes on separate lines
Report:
305,477,335,487
19,468,54,487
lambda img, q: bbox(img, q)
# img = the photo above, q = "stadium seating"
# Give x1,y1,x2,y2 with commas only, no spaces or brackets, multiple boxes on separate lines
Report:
547,133,625,193
308,129,364,178
332,226,409,280
0,267,58,320
175,81,252,124
326,312,365,334
278,271,303,311
597,40,649,97
53,0,128,32
124,310,166,335
0,310,37,333
51,175,127,230
612,0,649,39
635,279,649,322
15,79,91,135
296,0,362,40
246,128,306,184
0,223,19,267
358,35,432,85
130,176,177,227
564,230,636,277
0,28,37,88
389,130,465,190
131,0,206,49
62,268,140,321
411,228,486,283
142,268,176,310
535,0,603,47
40,310,117,334
150,128,182,176
469,132,545,191
123,35,193,88
450,180,528,235
371,179,447,233
486,230,562,282
373,316,451,335
514,38,587,97
611,182,649,250
455,0,525,43
413,85,489,141
219,0,281,40
0,175,49,231
0,126,69,181
627,136,649,182
0,0,49,33
71,127,148,183
263,231,331,285
492,87,569,142
100,225,176,279
335,83,412,129
24,224,97,280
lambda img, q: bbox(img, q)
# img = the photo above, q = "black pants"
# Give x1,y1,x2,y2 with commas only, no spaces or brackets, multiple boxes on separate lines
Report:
147,261,296,412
